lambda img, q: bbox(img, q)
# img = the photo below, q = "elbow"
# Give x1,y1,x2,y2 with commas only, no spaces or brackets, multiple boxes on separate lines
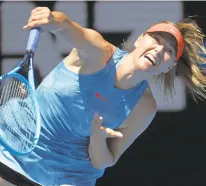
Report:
91,158,115,170
92,162,114,170
92,163,106,170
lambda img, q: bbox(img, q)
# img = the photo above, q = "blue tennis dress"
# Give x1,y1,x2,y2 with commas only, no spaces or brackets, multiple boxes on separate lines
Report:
0,48,148,186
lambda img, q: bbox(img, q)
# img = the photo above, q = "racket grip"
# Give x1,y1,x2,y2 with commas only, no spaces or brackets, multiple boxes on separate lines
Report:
26,27,40,53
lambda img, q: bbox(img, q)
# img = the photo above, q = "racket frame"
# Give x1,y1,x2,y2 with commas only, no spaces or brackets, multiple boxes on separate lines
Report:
0,28,41,155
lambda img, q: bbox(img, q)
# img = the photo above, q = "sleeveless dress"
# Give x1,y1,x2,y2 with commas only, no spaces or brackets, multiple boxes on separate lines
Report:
0,48,148,186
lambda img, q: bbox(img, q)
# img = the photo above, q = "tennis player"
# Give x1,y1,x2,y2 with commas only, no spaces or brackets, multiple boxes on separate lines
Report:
0,6,206,186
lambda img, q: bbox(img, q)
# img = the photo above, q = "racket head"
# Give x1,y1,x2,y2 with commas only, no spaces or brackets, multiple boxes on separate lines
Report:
0,72,40,155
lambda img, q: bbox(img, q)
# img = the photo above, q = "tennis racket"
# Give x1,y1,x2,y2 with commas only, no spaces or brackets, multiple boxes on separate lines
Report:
0,28,41,156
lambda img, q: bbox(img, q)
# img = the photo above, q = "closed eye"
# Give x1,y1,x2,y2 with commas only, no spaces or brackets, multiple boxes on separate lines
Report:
153,33,176,57
167,48,173,56
157,33,176,57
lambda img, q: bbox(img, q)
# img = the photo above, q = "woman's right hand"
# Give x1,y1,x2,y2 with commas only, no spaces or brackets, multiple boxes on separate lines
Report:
23,7,55,32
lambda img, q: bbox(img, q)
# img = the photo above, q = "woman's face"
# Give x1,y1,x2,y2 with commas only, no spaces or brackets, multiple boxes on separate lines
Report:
132,31,177,76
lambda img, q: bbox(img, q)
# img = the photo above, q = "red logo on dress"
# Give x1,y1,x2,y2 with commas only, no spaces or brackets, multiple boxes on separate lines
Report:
95,92,107,101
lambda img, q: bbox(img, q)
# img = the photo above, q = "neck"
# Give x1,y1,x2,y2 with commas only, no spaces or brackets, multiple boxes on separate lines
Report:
114,53,151,90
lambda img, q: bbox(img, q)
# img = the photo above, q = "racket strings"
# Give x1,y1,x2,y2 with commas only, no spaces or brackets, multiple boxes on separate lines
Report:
0,76,37,152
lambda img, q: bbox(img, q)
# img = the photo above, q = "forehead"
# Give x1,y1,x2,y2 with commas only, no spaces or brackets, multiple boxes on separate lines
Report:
147,31,178,56
161,32,177,44
149,31,177,47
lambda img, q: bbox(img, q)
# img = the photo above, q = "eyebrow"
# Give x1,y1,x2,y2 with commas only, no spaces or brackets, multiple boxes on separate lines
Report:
158,33,177,53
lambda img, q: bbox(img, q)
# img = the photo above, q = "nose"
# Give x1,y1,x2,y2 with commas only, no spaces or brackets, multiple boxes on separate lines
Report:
154,45,164,66
155,45,164,54
154,45,164,60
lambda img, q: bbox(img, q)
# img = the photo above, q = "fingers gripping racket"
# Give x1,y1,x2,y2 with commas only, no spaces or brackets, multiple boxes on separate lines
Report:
0,28,41,155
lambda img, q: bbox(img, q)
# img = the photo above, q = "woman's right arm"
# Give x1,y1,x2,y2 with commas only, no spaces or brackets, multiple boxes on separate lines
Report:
24,7,116,64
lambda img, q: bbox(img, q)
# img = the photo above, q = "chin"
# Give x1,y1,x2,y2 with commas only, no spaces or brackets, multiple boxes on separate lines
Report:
134,57,153,71
136,61,153,71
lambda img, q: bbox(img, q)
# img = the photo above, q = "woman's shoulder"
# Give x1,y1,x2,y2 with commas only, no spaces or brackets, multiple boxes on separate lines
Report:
131,87,157,122
117,86,157,129
141,87,157,111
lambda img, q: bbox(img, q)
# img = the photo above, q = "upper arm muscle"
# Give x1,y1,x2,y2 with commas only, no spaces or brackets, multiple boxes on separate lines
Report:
82,28,116,63
107,91,157,164
52,11,115,63
62,22,115,63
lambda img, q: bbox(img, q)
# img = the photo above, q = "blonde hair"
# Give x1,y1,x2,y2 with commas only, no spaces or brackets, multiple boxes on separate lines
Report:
123,18,206,102
154,18,206,102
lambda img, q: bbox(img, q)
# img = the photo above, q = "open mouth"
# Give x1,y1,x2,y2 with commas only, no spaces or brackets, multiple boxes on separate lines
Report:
144,54,156,66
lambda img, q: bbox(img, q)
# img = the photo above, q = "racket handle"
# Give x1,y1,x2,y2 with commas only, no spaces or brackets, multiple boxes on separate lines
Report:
26,27,40,53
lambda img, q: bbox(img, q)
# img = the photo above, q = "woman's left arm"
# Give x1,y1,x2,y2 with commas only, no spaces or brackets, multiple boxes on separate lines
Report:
89,92,157,169
107,95,157,165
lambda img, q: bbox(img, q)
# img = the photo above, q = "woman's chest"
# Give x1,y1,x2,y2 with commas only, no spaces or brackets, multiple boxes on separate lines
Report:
48,81,134,130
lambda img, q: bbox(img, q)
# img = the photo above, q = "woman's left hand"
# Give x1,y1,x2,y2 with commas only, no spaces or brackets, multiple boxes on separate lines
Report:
91,113,123,138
